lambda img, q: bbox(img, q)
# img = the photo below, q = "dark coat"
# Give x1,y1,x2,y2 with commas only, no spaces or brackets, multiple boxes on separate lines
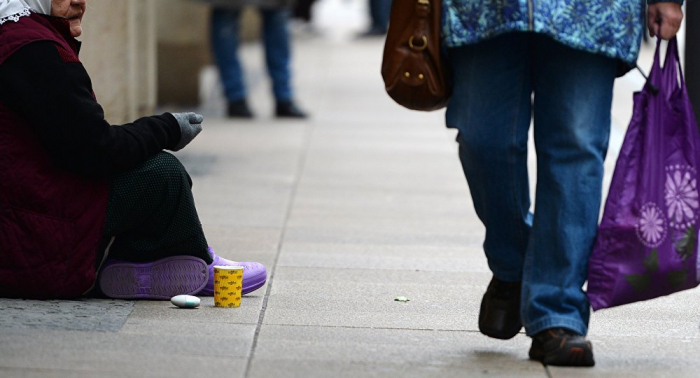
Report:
0,14,108,298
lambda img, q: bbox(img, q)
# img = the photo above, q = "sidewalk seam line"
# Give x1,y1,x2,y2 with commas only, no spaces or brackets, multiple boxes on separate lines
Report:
544,365,553,378
243,122,315,378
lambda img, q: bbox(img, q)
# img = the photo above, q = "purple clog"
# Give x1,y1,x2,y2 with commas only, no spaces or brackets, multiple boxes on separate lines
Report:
98,256,208,300
198,248,267,296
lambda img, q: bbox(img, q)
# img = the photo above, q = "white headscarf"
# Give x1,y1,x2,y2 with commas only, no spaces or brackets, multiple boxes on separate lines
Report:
0,0,51,25
23,0,51,14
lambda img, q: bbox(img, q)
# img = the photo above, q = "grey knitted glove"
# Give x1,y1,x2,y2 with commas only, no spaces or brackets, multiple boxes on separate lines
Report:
171,112,203,151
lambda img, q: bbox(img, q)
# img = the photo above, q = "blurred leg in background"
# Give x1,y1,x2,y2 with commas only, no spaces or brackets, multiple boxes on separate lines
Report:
291,0,319,36
210,7,254,118
360,0,391,37
293,0,315,23
262,9,308,118
211,7,308,119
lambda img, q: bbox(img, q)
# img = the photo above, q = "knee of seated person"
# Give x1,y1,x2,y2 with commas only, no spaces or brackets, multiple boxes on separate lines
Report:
147,152,190,184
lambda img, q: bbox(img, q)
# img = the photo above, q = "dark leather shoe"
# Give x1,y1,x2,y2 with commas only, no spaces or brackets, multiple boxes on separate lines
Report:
357,26,387,38
227,99,254,118
275,101,308,119
478,277,522,339
529,328,595,367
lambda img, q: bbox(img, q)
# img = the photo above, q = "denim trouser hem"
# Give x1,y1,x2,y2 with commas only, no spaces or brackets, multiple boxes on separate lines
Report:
524,316,588,337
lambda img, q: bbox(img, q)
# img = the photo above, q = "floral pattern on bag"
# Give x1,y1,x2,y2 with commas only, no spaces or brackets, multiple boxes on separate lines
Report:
636,202,667,248
442,0,645,66
665,165,699,230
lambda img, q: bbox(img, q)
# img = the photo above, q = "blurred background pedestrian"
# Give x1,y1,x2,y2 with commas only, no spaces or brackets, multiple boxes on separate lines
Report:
359,0,390,37
197,0,308,118
292,0,316,29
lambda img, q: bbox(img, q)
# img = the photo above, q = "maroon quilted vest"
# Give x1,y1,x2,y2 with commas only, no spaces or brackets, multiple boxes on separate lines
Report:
0,14,109,298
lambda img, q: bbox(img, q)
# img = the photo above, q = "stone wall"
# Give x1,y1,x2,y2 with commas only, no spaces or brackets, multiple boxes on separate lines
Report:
155,0,211,107
79,0,156,124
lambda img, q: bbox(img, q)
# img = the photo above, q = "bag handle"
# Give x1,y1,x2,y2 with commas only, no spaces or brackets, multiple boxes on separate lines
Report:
646,38,664,95
650,37,685,96
662,37,685,93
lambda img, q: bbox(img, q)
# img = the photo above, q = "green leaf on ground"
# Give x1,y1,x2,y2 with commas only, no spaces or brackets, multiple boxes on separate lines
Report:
394,296,410,302
643,249,659,272
667,270,688,289
625,274,651,292
675,226,696,261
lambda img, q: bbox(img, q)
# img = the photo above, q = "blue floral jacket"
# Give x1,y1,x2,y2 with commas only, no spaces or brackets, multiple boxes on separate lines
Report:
443,0,682,69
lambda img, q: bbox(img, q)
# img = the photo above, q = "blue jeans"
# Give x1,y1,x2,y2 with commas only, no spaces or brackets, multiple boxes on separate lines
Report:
210,8,293,102
369,0,391,31
446,33,617,336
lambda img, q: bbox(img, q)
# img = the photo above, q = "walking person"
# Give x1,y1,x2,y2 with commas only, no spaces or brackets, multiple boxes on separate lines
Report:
292,0,315,25
359,0,390,37
0,0,266,299
201,0,308,118
443,0,684,366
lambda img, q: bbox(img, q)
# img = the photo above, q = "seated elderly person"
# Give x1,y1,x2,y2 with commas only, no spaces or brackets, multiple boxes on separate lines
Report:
0,0,266,299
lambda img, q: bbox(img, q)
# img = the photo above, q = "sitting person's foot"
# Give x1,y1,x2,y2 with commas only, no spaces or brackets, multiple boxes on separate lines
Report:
275,100,308,119
478,276,522,339
227,99,254,118
98,256,209,300
529,328,595,367
198,247,267,296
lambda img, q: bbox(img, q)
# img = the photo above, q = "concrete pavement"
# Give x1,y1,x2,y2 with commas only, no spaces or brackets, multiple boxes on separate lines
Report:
1,6,700,377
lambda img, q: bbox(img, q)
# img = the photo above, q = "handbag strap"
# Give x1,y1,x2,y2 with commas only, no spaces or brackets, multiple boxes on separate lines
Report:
408,0,433,52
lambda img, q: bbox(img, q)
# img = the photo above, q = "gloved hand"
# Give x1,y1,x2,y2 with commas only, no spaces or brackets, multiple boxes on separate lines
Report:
171,112,203,151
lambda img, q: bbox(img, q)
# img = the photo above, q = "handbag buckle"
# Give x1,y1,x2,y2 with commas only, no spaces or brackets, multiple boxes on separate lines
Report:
408,35,428,51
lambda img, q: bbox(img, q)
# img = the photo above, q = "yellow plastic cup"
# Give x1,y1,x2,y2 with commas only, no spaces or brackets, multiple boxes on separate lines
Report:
214,265,244,308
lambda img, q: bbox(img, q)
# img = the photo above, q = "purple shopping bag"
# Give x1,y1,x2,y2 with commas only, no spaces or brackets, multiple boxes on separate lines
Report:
587,38,700,310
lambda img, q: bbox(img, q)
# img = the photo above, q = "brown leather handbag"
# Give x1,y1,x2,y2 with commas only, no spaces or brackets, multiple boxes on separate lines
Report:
381,0,450,111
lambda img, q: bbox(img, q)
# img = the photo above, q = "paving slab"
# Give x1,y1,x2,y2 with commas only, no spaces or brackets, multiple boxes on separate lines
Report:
588,290,700,338
276,243,489,272
281,225,481,247
0,327,250,376
0,299,133,332
126,296,265,325
0,355,246,378
548,335,700,378
273,266,493,285
262,266,488,331
248,325,545,378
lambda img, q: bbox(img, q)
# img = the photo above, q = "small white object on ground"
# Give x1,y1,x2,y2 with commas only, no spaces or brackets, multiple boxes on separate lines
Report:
394,296,410,302
171,295,201,308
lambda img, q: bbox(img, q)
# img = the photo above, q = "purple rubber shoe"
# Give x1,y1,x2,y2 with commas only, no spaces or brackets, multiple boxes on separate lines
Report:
98,256,209,300
198,248,267,296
